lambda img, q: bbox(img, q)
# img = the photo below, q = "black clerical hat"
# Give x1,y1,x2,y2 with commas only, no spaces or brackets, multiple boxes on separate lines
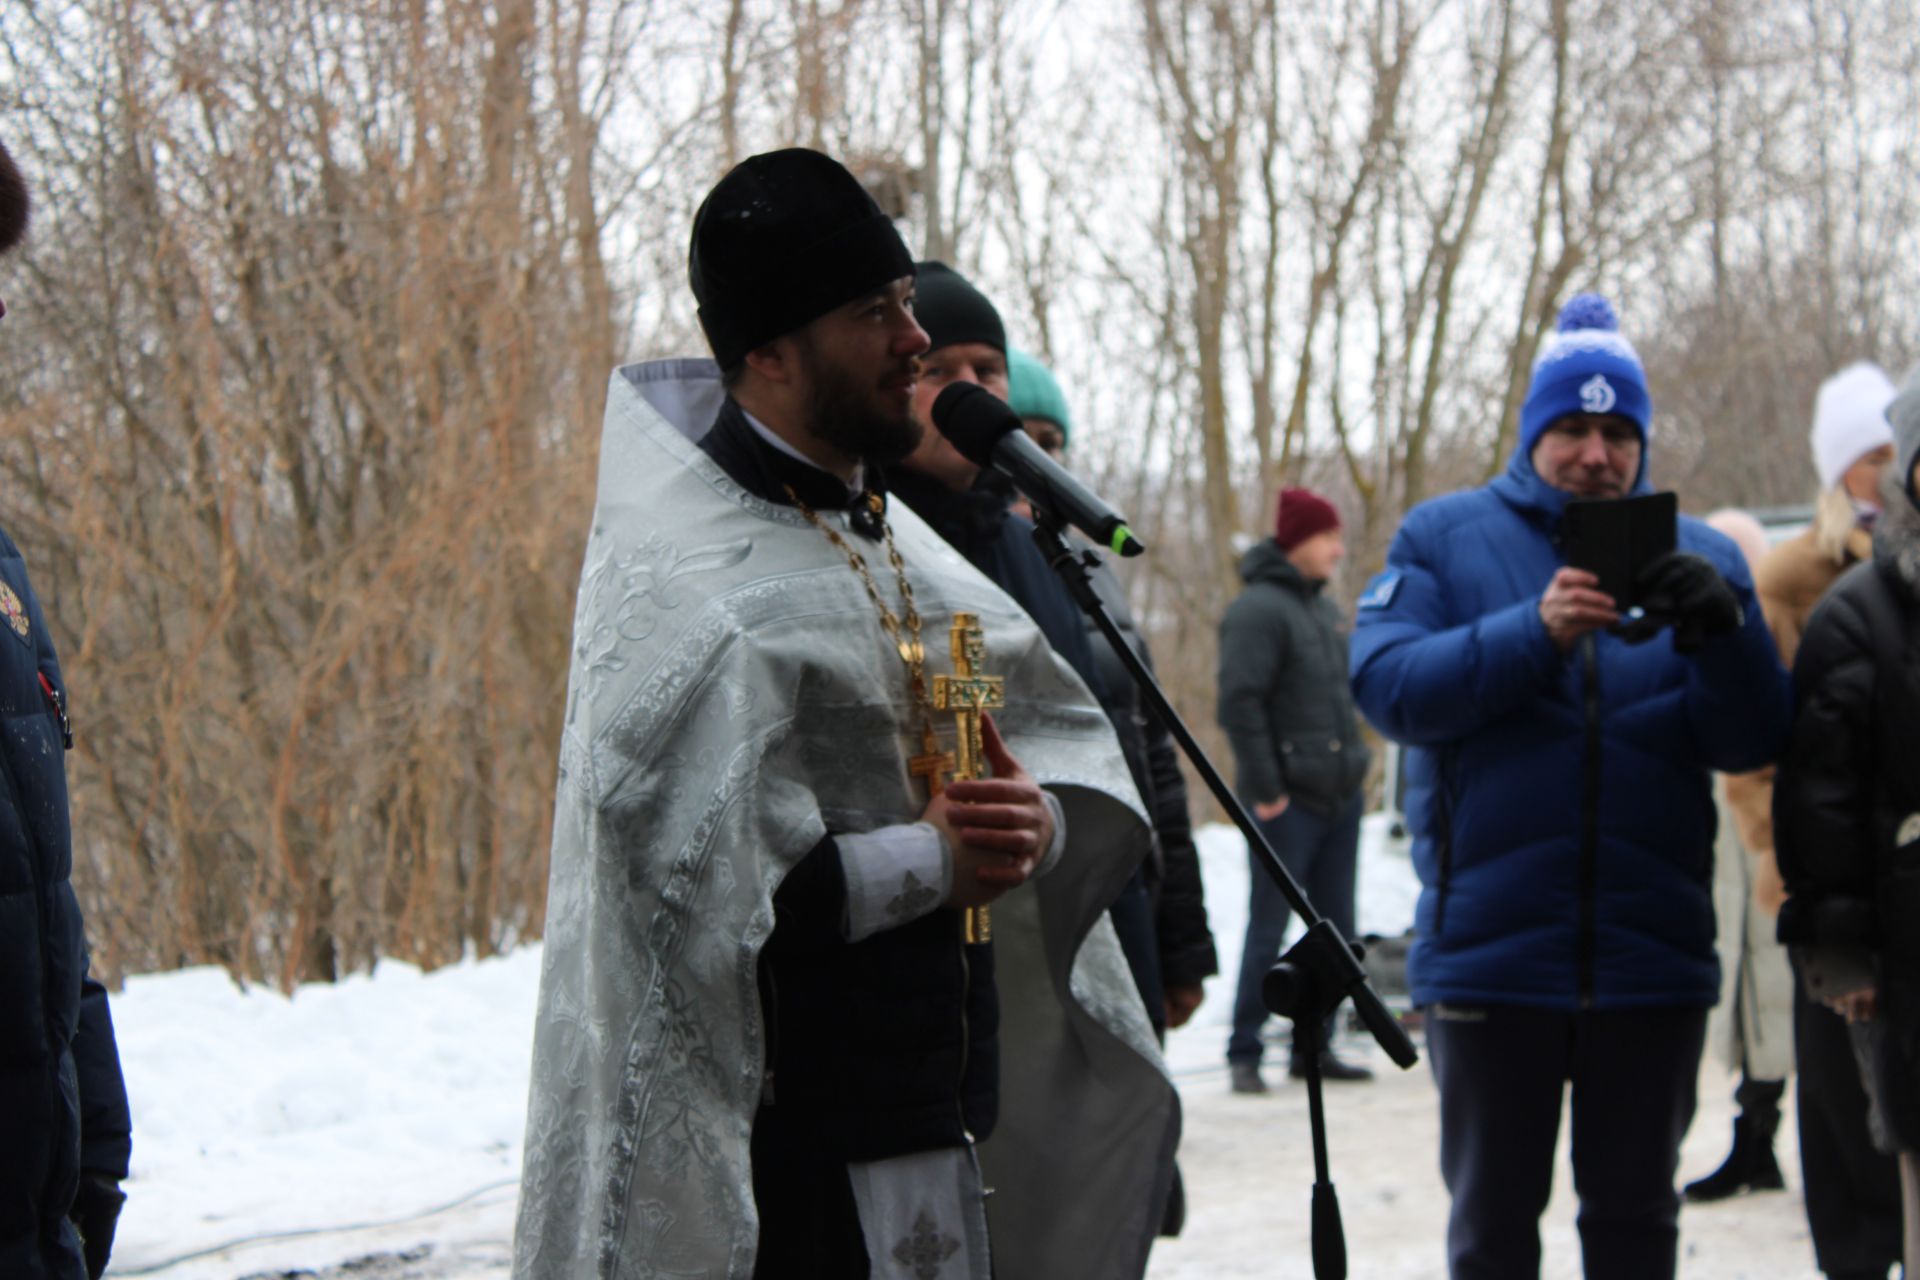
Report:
689,149,914,369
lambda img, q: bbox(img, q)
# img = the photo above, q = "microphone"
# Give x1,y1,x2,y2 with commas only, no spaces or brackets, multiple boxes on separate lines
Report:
930,382,1146,557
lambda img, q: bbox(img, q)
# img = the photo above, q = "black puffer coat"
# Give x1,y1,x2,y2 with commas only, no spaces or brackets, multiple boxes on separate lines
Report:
0,526,130,1280
1776,484,1920,1143
1217,542,1371,815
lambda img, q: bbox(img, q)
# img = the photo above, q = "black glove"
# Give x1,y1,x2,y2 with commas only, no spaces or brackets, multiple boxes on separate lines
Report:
69,1172,125,1280
1615,551,1743,654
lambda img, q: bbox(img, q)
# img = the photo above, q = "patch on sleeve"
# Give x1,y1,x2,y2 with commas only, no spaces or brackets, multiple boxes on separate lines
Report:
1357,571,1404,611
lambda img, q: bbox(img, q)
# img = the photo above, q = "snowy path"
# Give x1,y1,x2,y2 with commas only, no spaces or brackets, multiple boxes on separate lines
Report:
1140,1050,1818,1279
104,824,1825,1278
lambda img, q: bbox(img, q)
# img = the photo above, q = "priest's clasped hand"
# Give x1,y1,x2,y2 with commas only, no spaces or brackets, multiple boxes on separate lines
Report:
925,714,1057,909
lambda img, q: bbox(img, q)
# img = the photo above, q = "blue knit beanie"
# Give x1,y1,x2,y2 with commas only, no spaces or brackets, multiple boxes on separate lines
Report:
1519,294,1652,453
1006,347,1071,446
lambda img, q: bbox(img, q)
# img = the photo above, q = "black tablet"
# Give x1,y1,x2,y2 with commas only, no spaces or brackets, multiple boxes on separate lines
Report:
1561,491,1677,609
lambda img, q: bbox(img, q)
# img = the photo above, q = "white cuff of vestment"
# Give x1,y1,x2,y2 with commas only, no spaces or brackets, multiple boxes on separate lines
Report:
838,795,1068,943
840,824,949,943
1036,790,1067,879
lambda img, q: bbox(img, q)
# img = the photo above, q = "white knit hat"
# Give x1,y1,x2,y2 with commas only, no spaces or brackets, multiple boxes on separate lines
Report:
1810,362,1897,491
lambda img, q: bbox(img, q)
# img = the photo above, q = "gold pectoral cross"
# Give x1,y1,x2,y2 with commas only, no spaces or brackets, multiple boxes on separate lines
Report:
932,612,1006,944
909,727,955,798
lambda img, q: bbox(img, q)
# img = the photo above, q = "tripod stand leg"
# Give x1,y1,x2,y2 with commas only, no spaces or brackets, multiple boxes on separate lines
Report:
1312,1177,1348,1280
1297,1039,1349,1280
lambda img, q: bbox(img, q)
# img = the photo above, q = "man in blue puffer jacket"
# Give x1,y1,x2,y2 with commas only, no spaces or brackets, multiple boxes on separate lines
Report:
0,137,133,1280
1351,294,1791,1280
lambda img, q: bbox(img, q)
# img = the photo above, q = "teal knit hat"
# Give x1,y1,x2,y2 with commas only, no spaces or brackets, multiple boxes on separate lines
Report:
1006,347,1071,447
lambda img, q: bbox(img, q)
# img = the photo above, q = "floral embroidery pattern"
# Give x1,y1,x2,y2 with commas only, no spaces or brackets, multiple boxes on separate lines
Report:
569,532,751,724
886,871,940,921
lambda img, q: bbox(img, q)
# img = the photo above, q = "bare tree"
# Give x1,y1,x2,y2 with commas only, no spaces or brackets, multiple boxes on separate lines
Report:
1,0,639,988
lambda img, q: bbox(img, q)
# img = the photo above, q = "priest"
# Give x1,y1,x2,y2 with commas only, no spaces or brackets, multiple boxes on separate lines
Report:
511,148,1177,1280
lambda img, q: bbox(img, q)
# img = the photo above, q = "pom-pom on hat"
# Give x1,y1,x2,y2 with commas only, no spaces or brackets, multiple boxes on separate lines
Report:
1274,487,1341,551
688,148,914,369
912,261,1005,355
1519,293,1652,454
1809,362,1896,492
1006,347,1071,446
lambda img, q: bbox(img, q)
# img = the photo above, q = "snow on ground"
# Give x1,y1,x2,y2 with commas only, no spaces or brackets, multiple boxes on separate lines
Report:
107,955,538,1278
107,821,1822,1278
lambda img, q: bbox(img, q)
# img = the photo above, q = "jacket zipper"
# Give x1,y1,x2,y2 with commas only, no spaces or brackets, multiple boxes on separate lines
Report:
1578,634,1601,1009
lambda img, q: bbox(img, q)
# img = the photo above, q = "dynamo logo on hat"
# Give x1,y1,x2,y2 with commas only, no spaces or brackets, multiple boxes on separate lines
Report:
1579,375,1617,415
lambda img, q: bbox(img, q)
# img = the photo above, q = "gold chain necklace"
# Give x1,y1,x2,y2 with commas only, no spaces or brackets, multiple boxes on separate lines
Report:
785,486,936,738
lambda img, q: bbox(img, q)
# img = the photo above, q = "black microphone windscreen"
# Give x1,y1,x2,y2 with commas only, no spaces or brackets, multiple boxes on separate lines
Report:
930,381,1019,468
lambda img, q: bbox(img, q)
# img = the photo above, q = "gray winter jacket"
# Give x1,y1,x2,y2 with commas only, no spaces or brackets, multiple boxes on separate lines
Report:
1216,540,1371,814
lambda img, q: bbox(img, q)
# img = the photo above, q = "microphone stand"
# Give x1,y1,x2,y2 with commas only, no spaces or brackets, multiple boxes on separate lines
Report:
1027,506,1418,1280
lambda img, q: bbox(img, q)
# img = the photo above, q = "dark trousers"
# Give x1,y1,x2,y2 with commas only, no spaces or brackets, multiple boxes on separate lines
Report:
1227,793,1362,1065
1425,1004,1707,1280
1794,974,1901,1278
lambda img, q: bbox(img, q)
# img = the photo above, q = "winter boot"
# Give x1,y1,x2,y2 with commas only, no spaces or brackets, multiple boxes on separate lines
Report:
1684,1083,1786,1202
1294,1049,1375,1082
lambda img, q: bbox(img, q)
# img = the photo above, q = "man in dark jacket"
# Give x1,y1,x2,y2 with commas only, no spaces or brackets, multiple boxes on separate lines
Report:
891,270,1217,1048
1776,360,1920,1279
874,264,1199,1243
1004,347,1217,1034
1218,487,1373,1092
887,268,1190,1028
1350,293,1792,1280
0,137,133,1280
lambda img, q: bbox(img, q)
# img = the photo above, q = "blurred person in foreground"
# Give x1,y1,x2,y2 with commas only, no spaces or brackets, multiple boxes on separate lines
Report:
1217,486,1373,1093
1735,362,1905,1280
0,137,133,1280
1350,293,1791,1279
512,149,1174,1280
1775,361,1920,1280
1685,509,1793,1205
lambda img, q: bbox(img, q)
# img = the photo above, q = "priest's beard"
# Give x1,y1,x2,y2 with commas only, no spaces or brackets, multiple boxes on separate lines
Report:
794,340,922,466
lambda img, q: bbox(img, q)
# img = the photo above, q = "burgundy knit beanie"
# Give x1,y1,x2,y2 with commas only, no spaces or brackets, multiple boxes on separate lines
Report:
1274,487,1340,551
